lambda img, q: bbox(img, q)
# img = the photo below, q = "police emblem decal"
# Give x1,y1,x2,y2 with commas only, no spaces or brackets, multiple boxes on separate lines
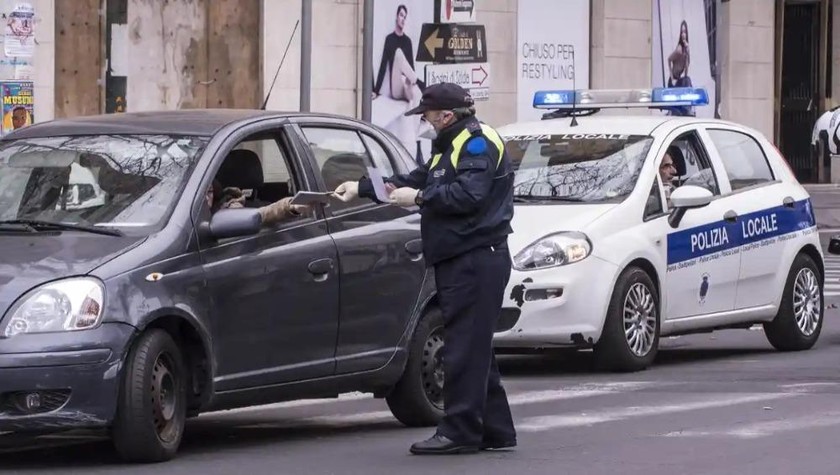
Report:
699,273,710,305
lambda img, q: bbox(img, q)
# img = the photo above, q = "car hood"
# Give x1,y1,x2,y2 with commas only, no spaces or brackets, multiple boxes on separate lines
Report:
509,203,615,254
0,233,144,317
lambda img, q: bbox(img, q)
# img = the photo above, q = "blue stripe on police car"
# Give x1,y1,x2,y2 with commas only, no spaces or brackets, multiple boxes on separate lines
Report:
667,199,816,265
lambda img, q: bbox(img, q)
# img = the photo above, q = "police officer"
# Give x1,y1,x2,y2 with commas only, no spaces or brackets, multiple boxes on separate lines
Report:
333,82,516,455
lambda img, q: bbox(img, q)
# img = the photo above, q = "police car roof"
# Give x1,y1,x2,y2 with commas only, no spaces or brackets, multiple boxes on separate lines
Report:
497,115,718,137
0,109,364,140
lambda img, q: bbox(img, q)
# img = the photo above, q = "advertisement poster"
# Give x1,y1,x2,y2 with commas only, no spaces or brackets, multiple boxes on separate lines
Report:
371,1,434,164
4,2,35,57
652,0,720,118
516,0,590,122
1,80,33,134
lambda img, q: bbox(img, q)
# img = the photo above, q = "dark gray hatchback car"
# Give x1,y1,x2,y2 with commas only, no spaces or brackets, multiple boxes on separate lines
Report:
0,110,445,462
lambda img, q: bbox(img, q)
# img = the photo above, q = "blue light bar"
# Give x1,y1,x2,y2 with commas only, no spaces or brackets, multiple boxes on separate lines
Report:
651,87,709,105
532,87,709,110
532,90,576,108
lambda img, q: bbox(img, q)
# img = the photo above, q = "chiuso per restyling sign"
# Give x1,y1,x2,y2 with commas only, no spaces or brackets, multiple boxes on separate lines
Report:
516,0,590,122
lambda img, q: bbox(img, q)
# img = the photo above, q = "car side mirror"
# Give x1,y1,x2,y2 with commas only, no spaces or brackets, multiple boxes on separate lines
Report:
829,235,840,255
668,185,714,228
209,208,262,239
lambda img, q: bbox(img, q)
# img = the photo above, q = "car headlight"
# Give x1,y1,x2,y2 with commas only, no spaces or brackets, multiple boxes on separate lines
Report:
512,232,592,271
2,277,105,338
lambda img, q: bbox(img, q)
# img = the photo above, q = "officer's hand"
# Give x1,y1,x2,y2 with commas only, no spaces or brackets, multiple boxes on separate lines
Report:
333,181,359,202
389,187,418,207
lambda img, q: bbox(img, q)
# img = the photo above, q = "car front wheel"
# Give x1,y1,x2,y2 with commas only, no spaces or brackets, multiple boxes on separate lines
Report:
594,267,660,372
385,306,445,427
764,253,824,351
112,328,188,463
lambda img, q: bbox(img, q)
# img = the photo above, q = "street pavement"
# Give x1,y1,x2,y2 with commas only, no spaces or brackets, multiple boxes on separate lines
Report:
3,192,840,474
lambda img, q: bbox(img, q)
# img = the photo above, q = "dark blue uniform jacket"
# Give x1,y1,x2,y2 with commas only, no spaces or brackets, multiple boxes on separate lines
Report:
359,116,515,266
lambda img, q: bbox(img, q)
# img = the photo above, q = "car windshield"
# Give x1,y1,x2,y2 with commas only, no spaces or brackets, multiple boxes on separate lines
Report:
504,133,655,203
0,134,207,233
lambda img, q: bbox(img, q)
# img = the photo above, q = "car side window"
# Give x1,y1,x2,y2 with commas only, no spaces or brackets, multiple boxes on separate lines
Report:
300,126,380,212
644,179,664,219
706,129,775,192
659,133,721,210
360,133,395,176
208,130,310,227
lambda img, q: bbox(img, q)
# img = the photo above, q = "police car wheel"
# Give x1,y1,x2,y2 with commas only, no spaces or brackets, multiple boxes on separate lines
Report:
385,306,445,427
111,329,188,463
763,253,824,351
594,267,660,372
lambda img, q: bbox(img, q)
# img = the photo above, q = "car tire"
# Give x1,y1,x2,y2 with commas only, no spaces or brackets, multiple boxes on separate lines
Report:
385,306,445,427
594,267,660,372
763,253,823,351
112,329,188,463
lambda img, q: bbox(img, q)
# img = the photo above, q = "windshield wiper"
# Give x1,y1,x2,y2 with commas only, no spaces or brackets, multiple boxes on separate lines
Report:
0,219,124,237
513,195,585,203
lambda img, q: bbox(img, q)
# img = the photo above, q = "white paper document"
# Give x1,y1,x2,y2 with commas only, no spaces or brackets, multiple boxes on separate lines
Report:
366,166,391,202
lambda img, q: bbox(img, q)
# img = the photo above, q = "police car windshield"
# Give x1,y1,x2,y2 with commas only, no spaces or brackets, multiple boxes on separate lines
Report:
505,133,654,203
0,134,207,234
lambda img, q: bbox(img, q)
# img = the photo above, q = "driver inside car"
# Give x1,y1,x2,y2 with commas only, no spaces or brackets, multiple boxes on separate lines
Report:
659,146,679,206
206,179,312,225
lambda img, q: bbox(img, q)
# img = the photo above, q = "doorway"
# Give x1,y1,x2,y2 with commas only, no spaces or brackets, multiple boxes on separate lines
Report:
778,1,825,183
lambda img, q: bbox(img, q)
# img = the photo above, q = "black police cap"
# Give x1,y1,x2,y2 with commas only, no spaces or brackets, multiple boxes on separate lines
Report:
404,82,475,116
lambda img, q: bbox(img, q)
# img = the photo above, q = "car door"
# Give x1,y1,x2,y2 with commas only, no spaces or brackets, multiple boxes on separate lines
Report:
197,124,340,391
288,119,426,374
645,127,743,320
700,125,800,311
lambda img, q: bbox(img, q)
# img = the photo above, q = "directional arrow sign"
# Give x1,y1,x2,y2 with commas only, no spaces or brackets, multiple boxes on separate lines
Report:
425,63,491,101
417,23,487,64
471,65,488,86
437,0,477,23
423,28,445,60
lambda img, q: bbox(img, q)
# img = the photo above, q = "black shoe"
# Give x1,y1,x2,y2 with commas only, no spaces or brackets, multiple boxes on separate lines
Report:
409,434,479,455
480,439,517,450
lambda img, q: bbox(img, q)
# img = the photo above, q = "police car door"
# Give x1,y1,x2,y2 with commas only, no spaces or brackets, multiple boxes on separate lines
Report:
656,128,742,320
699,125,804,311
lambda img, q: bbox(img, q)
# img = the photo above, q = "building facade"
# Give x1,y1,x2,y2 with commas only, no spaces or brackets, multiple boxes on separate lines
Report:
22,0,840,182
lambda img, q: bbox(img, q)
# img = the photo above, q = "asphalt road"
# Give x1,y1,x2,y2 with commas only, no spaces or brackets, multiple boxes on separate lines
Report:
2,215,840,474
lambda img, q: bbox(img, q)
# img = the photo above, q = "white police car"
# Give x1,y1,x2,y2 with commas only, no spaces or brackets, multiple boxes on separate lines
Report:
493,87,824,372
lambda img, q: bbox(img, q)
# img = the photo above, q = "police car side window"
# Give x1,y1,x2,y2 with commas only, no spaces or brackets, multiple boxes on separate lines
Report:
644,180,664,219
669,134,721,196
300,126,377,212
707,129,775,192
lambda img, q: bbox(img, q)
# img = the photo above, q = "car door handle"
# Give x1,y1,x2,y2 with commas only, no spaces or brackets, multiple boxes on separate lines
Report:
308,258,334,282
404,239,423,261
405,239,423,254
724,210,738,222
783,196,795,208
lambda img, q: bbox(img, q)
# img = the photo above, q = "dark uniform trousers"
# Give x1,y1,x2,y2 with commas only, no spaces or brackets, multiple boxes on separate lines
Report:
435,240,516,445
356,114,517,446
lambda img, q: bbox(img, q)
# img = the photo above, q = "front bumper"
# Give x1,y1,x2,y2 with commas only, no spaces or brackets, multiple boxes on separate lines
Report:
0,323,135,431
493,255,619,348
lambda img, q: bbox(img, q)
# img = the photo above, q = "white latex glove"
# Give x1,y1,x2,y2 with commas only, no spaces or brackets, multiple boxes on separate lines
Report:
389,187,419,207
333,181,359,202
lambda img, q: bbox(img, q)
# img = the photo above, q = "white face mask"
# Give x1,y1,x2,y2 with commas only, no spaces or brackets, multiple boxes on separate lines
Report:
419,124,437,140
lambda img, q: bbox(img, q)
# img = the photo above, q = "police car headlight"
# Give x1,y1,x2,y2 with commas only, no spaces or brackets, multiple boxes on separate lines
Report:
1,277,105,338
513,232,592,271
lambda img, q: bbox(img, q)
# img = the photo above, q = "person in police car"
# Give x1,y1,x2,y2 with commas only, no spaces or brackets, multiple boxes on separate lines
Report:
659,146,679,205
332,82,517,455
206,179,311,224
